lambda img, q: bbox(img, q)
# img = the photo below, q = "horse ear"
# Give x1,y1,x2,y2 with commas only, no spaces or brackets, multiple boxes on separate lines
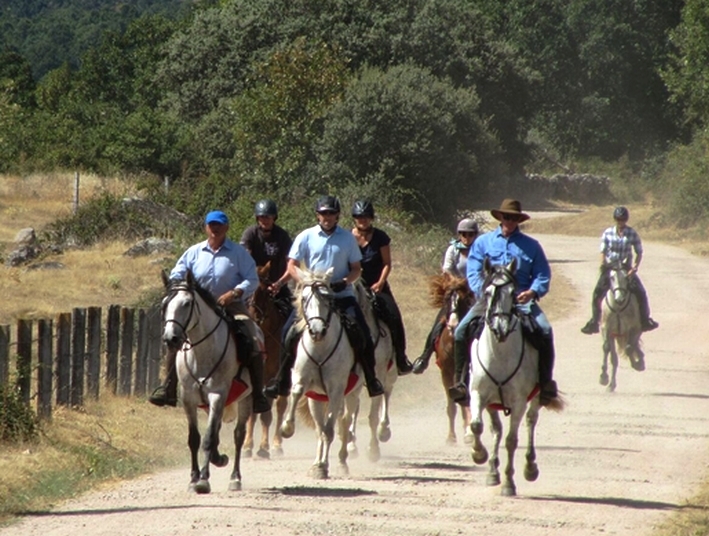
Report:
324,267,334,280
161,269,170,289
508,258,517,273
483,257,492,272
186,269,195,286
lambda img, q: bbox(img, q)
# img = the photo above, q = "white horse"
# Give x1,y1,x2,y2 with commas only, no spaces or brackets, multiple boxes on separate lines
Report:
279,266,363,479
161,270,255,493
468,258,562,496
600,263,644,392
346,281,398,462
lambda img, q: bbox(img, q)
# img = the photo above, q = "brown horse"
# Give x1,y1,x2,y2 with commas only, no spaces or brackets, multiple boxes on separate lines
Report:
245,262,289,458
428,273,476,445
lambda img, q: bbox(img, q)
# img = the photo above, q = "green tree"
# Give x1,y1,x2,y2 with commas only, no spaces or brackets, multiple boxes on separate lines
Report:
315,63,501,221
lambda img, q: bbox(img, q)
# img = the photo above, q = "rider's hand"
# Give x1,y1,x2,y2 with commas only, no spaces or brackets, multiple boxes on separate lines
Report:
217,290,233,307
268,280,283,296
330,280,347,293
370,282,383,293
516,289,536,305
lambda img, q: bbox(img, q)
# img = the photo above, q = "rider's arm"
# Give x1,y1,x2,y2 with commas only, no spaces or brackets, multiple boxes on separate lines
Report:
344,261,362,285
372,244,392,292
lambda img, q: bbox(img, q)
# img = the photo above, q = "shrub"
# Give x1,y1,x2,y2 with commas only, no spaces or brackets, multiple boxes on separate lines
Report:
0,383,38,443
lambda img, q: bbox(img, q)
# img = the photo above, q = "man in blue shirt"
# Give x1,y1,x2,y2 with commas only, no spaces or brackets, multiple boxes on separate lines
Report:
149,210,271,414
263,195,385,399
448,199,559,406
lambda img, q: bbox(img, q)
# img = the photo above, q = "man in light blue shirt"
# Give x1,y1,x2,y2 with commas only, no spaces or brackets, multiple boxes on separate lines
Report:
150,210,270,413
264,195,385,399
448,199,559,406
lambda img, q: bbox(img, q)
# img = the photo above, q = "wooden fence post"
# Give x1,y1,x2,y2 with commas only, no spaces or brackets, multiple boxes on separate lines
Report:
0,324,9,388
56,313,71,406
135,309,149,396
37,319,53,419
106,305,120,395
71,308,86,407
147,306,162,391
16,319,32,406
86,307,102,399
119,307,134,396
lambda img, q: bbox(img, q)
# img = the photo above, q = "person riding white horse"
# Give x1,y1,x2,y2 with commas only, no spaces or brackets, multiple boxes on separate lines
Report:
412,217,479,374
150,210,271,414
263,195,385,399
581,206,659,335
448,199,559,407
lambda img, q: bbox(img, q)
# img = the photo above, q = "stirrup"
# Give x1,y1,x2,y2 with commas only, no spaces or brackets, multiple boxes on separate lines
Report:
642,318,659,332
447,382,469,404
148,385,177,407
397,357,413,376
539,380,558,406
412,356,429,375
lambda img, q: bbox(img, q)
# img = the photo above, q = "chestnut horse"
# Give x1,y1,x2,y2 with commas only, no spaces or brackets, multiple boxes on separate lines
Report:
245,262,289,458
428,273,475,445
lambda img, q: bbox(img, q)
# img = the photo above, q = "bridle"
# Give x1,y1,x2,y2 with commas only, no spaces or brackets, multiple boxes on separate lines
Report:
484,267,520,341
300,281,335,338
605,265,632,313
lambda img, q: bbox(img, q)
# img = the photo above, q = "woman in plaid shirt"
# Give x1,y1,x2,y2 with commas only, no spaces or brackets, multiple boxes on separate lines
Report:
580,206,659,334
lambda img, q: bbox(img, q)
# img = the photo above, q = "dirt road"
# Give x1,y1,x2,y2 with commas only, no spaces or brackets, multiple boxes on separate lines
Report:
3,232,708,536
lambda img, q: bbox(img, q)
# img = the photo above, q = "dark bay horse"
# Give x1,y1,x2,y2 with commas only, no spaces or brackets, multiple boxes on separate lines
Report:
245,262,289,458
428,273,475,445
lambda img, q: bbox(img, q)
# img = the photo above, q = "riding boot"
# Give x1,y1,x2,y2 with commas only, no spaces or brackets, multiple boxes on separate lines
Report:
149,347,178,407
412,315,445,374
537,333,558,406
360,340,385,398
263,323,299,399
389,316,413,376
632,284,659,331
447,338,471,404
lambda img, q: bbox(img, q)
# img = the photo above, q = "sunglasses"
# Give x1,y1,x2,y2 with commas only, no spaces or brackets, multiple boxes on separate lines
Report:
318,210,338,216
501,214,520,222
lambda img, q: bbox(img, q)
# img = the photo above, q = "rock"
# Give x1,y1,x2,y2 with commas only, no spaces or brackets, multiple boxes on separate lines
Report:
123,238,175,258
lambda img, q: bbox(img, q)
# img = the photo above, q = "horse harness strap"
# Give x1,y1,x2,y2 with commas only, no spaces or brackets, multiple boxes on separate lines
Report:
476,332,526,416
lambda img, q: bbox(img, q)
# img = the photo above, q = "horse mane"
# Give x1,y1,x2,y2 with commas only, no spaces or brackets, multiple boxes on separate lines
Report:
428,273,470,308
292,267,332,326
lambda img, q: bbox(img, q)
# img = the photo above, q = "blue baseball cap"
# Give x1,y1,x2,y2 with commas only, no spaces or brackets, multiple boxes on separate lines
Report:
205,210,229,225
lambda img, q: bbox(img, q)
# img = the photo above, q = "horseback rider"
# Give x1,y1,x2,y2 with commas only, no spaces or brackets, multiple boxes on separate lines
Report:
412,217,479,374
149,210,272,414
351,199,413,375
240,199,293,316
447,199,559,406
581,206,659,335
263,195,385,399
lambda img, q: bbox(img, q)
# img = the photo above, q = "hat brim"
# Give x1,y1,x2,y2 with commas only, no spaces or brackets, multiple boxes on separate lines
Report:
491,209,530,223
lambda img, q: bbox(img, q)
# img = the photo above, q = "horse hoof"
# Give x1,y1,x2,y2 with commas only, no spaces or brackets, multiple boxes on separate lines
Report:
472,448,488,465
632,359,645,372
228,480,242,491
347,444,359,458
281,423,295,439
501,484,516,497
367,447,381,463
486,473,500,486
242,448,253,459
463,432,474,445
272,446,284,458
607,383,616,393
599,372,609,386
192,480,211,494
211,453,229,468
309,465,328,480
378,426,391,443
524,463,539,482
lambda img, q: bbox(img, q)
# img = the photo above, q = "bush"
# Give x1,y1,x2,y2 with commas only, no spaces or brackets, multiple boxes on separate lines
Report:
0,383,39,443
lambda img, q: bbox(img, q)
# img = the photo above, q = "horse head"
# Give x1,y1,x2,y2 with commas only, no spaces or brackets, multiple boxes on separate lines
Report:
445,275,475,332
295,266,336,341
482,258,518,342
249,262,273,325
606,262,631,305
161,270,197,350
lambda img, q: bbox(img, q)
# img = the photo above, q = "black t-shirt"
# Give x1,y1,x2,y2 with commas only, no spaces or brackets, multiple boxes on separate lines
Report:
359,227,391,288
240,224,292,282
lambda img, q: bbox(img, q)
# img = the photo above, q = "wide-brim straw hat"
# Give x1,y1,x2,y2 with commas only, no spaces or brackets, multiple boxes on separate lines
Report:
490,198,530,223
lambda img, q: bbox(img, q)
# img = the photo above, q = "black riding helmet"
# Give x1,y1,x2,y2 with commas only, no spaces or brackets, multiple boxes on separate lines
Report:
315,195,341,213
613,206,629,221
351,199,375,218
254,199,278,219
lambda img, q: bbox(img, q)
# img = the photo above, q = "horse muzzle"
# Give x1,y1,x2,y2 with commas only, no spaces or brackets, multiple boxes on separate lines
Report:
163,334,185,351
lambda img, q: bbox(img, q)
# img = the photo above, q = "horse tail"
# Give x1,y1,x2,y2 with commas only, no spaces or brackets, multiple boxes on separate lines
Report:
296,396,316,429
543,392,566,413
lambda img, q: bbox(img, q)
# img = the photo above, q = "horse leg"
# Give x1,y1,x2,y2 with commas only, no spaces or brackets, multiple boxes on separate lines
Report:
377,386,392,443
194,399,228,494
367,394,381,462
469,394,488,465
629,331,645,371
257,410,273,459
462,405,473,445
308,399,330,479
281,383,304,439
524,402,540,482
600,334,611,386
347,396,360,458
272,395,287,456
243,413,255,458
486,409,502,487
229,401,252,491
609,341,619,392
445,398,458,445
185,405,201,491
500,409,523,497
339,391,360,474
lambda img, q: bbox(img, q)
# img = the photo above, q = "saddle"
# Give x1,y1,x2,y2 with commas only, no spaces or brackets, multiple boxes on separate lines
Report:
225,314,266,366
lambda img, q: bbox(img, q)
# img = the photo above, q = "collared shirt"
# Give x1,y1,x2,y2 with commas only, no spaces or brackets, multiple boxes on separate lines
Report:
170,238,258,300
600,225,642,267
467,226,551,300
443,239,470,278
289,224,362,298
